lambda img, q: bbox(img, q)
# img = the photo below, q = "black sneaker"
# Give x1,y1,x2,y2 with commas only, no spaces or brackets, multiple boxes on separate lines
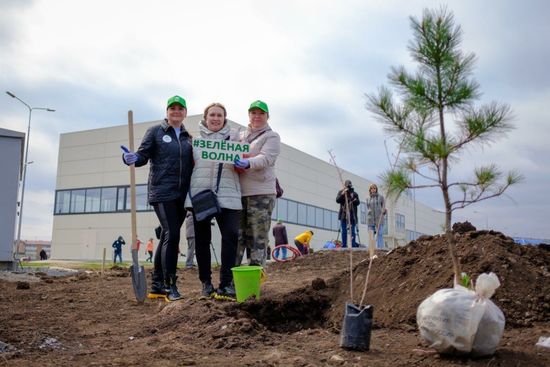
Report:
166,275,183,302
201,282,216,299
167,285,182,302
147,277,168,300
147,286,167,300
214,284,236,302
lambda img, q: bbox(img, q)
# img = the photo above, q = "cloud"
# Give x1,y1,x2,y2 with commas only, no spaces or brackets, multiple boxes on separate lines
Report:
18,189,54,240
2,0,550,239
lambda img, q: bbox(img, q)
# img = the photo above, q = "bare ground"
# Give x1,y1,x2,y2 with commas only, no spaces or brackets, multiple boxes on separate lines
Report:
0,229,549,366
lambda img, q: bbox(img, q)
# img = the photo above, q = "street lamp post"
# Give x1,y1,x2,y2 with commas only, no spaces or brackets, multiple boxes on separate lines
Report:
6,91,55,261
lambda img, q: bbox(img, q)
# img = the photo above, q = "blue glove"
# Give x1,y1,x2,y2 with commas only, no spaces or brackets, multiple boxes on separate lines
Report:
121,145,138,165
234,158,250,169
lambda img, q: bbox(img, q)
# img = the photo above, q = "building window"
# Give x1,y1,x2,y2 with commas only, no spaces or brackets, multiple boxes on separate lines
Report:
71,189,86,213
117,187,126,211
297,203,307,225
101,187,117,212
55,190,71,214
307,206,315,227
278,199,288,221
406,230,424,241
138,185,150,211
287,200,298,223
126,185,150,211
315,207,324,228
271,199,278,220
331,211,339,231
53,185,152,214
53,186,341,232
85,188,101,213
395,213,405,232
323,209,332,231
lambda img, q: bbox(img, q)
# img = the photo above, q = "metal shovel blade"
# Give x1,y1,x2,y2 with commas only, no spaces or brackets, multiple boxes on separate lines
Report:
130,249,147,302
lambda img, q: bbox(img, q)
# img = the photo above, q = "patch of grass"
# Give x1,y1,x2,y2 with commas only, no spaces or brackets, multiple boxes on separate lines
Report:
21,261,155,270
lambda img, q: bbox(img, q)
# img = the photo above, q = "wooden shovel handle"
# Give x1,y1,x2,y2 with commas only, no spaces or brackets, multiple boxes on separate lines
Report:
128,111,138,253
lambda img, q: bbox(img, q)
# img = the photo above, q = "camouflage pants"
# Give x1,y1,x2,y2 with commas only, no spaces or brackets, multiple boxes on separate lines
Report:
236,195,276,266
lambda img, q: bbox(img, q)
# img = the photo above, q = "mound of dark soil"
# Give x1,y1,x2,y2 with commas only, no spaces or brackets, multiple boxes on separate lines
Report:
1,242,548,366
452,221,477,234
326,230,550,329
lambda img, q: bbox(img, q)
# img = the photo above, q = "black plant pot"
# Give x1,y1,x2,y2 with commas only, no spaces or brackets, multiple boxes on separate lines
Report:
340,302,374,351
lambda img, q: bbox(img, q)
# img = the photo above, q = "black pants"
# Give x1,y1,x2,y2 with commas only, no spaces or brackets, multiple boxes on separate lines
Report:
152,197,186,280
194,208,240,287
294,240,307,255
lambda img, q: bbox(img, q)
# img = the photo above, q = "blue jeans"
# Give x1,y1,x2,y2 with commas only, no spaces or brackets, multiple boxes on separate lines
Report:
369,223,385,249
341,220,358,248
113,250,122,263
274,245,287,259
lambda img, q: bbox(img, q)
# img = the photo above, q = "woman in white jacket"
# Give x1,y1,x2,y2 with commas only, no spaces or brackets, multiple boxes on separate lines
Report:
186,103,241,301
234,100,281,266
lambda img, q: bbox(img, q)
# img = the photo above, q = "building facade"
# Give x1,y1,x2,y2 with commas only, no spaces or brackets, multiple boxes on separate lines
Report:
19,240,51,260
51,116,444,260
0,128,25,265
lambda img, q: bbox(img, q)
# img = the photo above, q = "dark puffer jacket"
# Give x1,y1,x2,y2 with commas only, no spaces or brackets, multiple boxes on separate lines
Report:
336,189,360,224
132,119,193,204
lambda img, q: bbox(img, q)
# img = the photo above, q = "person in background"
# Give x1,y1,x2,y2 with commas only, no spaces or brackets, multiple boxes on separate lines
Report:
367,183,386,249
122,95,193,302
294,230,314,255
336,179,360,248
234,100,281,266
145,238,154,262
39,249,48,261
272,218,288,260
136,237,142,252
112,235,125,263
185,211,196,269
185,103,242,301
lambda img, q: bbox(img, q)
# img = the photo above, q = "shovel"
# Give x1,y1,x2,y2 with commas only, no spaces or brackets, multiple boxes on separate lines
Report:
126,111,147,302
130,246,147,302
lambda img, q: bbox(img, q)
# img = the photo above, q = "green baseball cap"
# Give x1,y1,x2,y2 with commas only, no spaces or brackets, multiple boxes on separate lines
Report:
167,95,187,109
248,100,269,114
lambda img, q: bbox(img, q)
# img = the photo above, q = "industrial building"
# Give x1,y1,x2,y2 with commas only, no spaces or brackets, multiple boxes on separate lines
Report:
0,128,25,267
51,115,444,260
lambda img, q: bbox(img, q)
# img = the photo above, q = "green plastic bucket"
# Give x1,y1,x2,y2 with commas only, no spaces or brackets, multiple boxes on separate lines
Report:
232,265,263,302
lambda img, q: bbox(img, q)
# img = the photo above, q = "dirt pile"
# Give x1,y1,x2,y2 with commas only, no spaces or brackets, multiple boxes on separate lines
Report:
1,231,549,366
312,230,550,329
226,229,549,334
452,221,477,233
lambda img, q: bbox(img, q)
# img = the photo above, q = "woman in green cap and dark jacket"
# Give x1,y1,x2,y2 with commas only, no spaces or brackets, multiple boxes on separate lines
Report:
185,102,242,301
122,95,193,302
234,100,281,266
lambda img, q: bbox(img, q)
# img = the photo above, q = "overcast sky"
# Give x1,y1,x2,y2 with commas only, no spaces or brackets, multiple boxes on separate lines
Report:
1,0,549,240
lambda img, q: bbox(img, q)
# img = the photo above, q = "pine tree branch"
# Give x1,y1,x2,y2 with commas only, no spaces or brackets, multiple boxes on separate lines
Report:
409,166,440,183
409,183,442,190
453,103,513,152
451,190,506,210
448,181,479,188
